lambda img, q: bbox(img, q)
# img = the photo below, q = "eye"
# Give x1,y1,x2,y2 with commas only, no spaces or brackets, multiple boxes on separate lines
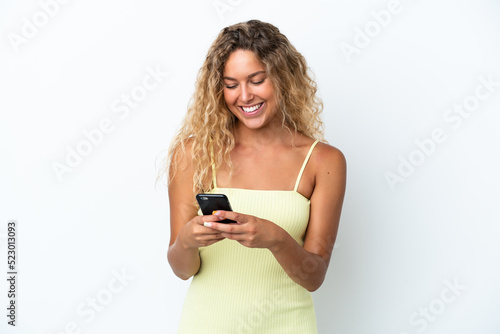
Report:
224,83,237,89
251,79,265,85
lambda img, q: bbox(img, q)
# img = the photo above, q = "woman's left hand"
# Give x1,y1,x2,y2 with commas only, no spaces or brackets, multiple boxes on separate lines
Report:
203,211,284,250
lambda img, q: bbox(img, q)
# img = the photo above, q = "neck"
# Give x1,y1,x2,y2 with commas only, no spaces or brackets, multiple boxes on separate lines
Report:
233,119,293,148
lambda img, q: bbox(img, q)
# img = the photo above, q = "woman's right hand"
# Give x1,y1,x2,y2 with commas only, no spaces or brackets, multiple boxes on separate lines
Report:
168,213,225,280
178,214,226,249
166,140,224,279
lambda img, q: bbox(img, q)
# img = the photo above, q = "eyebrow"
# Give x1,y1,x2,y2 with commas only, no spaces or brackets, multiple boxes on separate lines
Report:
222,71,266,81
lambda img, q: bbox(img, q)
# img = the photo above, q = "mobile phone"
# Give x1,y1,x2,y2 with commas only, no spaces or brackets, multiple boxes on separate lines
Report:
196,193,236,224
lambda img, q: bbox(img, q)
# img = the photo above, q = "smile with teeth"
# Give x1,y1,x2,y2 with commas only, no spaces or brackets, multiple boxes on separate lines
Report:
241,102,263,113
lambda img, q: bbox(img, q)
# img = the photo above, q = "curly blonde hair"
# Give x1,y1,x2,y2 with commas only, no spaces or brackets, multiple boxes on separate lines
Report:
162,20,324,194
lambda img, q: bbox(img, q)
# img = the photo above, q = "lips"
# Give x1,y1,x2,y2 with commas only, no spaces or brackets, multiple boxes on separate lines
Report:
240,102,264,114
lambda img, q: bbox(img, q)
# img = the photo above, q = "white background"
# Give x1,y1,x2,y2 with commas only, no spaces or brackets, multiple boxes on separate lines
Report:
1,0,500,333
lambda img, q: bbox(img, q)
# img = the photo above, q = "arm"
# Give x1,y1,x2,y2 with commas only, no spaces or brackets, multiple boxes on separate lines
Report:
276,145,346,291
167,143,225,280
207,144,347,291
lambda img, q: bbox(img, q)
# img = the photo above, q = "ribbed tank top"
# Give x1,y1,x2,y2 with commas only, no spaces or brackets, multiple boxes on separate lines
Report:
177,140,320,334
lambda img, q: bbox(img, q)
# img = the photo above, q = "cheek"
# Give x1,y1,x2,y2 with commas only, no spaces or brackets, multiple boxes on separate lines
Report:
223,90,236,106
259,82,275,101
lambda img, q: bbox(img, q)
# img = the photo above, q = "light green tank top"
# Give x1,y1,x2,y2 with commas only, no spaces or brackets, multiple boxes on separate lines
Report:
177,140,320,333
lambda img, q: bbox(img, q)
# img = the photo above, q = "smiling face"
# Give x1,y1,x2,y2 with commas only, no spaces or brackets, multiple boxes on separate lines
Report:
222,49,280,131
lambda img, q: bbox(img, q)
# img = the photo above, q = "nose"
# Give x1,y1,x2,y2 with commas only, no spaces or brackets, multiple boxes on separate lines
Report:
239,84,254,103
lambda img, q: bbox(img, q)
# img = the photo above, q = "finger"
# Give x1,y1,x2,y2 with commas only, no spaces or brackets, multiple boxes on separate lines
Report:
198,236,225,247
195,224,224,235
212,210,246,223
205,221,245,234
219,232,246,241
205,234,225,241
201,228,223,235
203,237,226,246
197,214,224,225
196,232,224,242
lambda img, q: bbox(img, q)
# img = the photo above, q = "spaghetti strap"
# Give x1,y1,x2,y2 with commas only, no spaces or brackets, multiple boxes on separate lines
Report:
209,141,217,188
294,140,320,192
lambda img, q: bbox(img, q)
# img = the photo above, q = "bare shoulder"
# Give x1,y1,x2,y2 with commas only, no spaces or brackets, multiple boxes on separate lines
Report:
311,141,347,175
307,141,346,197
168,138,195,200
169,138,195,177
171,137,195,162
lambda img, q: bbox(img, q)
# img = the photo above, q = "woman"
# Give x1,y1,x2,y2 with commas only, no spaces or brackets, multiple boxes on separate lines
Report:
165,20,346,333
